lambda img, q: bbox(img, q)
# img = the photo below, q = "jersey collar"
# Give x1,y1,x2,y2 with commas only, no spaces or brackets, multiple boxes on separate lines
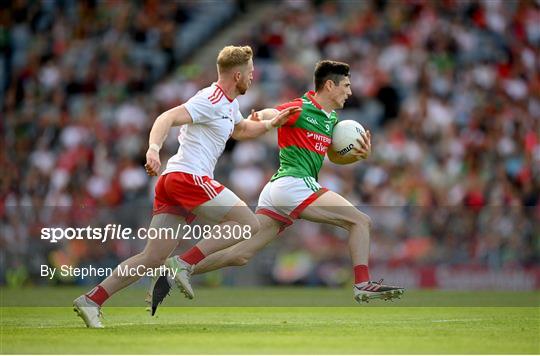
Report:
306,91,323,109
306,90,333,117
215,83,234,103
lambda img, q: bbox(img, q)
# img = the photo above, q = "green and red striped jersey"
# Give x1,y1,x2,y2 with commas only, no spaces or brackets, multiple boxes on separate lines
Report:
271,91,338,181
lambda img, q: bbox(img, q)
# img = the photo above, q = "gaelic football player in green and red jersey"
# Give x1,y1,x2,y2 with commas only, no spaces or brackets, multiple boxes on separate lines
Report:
151,61,404,311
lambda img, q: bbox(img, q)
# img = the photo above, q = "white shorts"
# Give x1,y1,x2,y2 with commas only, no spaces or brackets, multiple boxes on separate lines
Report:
256,176,328,230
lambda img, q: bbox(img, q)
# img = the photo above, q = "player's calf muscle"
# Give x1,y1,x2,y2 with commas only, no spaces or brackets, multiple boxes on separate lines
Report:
139,235,179,268
229,254,251,266
230,219,280,265
138,251,167,268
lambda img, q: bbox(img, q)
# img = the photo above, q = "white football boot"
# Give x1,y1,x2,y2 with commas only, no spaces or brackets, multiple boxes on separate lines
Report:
165,256,194,299
73,295,104,328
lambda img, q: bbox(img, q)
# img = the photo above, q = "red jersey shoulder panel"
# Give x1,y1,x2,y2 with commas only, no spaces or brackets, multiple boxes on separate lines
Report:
276,98,303,127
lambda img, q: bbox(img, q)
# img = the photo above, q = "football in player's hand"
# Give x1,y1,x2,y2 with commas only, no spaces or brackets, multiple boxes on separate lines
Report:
328,120,367,165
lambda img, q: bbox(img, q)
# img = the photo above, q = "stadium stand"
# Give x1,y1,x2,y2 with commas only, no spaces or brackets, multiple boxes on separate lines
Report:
2,0,539,288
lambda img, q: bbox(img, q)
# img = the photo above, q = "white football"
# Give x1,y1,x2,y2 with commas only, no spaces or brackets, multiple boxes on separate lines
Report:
329,120,366,164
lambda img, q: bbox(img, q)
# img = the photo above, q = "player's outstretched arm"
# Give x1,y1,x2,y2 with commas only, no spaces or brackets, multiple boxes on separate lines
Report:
231,106,301,140
145,105,193,176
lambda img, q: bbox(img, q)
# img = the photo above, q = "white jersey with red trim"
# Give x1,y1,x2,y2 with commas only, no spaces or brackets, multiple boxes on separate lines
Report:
163,83,243,178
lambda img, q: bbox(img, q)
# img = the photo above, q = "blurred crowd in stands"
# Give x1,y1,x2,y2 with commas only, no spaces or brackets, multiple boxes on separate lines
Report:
2,0,539,286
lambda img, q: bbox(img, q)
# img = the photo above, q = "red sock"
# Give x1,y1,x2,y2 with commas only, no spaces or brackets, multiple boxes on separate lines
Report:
180,246,206,265
354,265,370,284
85,285,109,306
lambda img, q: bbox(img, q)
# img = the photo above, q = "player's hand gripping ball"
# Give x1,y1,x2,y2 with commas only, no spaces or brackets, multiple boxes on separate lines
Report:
328,120,371,165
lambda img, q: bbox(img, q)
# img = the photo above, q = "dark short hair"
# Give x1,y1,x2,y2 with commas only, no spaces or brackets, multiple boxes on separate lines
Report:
314,60,350,91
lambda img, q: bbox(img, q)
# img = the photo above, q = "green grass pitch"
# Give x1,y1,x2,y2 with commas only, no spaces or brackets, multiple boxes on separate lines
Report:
1,287,539,354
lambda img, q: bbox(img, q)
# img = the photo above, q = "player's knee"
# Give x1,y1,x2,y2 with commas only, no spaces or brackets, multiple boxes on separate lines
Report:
343,211,372,231
358,212,372,229
244,217,260,237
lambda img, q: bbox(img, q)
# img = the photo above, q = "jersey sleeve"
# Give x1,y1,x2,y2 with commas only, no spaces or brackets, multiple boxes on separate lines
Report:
184,93,213,124
233,107,243,125
276,99,303,127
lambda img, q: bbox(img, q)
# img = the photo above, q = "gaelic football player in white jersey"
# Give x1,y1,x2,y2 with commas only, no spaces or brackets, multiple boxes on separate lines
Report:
73,45,300,328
